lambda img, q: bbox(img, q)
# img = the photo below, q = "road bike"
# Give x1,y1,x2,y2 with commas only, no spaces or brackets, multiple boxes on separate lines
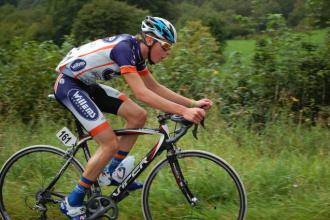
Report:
0,96,247,220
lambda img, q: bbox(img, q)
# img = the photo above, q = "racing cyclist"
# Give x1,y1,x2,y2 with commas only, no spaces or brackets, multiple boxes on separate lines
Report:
54,16,213,219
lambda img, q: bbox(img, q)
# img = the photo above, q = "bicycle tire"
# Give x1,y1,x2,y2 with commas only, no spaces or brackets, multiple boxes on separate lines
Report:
0,145,85,220
142,150,247,220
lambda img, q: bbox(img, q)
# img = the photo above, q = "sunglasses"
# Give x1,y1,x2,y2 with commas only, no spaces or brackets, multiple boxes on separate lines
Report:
146,35,172,51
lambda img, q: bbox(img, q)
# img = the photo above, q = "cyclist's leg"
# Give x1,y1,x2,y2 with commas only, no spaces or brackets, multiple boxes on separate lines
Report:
91,84,146,189
92,83,147,153
83,127,119,180
54,75,120,217
116,98,147,151
60,129,118,219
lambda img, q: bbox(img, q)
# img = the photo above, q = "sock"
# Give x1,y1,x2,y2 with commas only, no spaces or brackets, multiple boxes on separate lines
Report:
107,150,128,175
67,176,93,207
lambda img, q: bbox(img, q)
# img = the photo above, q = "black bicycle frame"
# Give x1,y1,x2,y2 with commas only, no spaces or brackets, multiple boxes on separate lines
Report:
109,124,196,204
44,118,196,208
110,125,172,202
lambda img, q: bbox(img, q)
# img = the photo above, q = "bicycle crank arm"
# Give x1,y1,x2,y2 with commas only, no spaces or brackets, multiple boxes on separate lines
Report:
86,196,118,220
86,212,115,220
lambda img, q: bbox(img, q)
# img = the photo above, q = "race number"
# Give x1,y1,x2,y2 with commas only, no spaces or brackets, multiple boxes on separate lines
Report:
56,127,77,147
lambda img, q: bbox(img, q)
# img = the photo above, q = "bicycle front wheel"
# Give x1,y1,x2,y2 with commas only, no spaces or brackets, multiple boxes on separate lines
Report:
0,145,84,220
142,150,247,220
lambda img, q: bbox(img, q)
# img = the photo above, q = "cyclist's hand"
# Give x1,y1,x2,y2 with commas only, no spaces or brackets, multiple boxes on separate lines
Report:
183,108,206,124
196,98,213,111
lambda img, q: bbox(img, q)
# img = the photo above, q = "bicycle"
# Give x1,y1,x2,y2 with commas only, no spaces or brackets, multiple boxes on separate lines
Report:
0,95,247,220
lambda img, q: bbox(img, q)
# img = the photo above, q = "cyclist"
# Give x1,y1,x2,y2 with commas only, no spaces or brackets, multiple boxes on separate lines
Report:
54,16,213,219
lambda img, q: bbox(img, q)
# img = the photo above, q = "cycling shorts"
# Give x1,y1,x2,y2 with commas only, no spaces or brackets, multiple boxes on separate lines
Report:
54,74,128,136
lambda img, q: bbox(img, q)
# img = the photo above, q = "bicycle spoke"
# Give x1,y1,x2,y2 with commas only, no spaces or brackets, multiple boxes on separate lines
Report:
143,151,246,220
0,146,83,220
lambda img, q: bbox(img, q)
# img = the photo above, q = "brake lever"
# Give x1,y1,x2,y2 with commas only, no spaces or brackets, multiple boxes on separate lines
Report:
192,124,198,139
201,118,205,128
192,118,205,140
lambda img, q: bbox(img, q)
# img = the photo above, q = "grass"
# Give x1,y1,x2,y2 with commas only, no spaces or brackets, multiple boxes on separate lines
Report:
224,39,256,65
220,29,328,73
0,109,329,220
304,29,328,43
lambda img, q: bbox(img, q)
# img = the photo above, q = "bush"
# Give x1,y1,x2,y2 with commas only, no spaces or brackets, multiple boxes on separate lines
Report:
152,21,224,100
219,25,330,125
0,38,74,122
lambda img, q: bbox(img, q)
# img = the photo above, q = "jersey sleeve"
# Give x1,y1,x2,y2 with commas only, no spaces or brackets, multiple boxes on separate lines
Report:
136,61,149,76
110,41,138,74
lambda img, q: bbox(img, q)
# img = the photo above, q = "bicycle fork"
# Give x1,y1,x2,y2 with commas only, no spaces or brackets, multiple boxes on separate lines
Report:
167,150,198,207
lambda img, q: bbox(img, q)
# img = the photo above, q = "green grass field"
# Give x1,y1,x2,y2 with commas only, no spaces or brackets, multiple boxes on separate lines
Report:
0,109,329,220
224,39,256,64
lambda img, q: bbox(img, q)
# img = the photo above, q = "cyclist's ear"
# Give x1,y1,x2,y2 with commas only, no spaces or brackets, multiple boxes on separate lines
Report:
145,36,154,46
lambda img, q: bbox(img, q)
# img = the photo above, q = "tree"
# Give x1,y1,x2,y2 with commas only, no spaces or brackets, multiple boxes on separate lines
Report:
0,0,17,7
71,0,148,43
288,0,306,28
45,0,90,44
305,0,330,28
0,4,54,46
176,2,228,43
123,0,181,21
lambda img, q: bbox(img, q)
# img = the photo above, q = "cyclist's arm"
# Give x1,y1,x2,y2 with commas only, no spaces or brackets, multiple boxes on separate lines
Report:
141,73,194,107
123,72,188,115
111,39,204,121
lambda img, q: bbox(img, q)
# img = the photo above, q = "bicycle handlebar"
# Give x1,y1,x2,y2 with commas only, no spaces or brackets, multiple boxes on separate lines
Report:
158,113,204,144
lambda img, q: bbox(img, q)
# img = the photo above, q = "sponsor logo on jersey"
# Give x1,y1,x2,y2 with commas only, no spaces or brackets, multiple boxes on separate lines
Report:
68,89,99,120
130,58,136,65
131,47,136,65
70,59,86,72
102,36,117,43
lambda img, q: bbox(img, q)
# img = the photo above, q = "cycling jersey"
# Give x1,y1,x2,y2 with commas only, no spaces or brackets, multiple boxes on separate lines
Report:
54,34,148,136
56,34,149,85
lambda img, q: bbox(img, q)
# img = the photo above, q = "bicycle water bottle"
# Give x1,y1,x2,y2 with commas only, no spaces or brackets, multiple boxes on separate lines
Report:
112,156,135,183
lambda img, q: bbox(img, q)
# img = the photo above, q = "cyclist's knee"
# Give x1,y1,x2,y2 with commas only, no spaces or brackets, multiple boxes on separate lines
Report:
100,141,120,155
93,127,119,153
118,100,147,127
129,108,147,127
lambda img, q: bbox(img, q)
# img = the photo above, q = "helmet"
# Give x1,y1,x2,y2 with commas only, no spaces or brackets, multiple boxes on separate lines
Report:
141,16,177,44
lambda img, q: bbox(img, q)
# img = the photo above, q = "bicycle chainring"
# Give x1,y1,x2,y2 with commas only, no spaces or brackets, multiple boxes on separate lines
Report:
86,196,118,220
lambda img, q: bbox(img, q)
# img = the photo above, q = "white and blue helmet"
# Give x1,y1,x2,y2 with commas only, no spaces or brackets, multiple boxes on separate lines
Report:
141,16,177,44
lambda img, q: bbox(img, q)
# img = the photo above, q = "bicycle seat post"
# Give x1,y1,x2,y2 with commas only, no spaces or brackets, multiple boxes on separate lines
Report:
75,119,86,139
73,118,93,162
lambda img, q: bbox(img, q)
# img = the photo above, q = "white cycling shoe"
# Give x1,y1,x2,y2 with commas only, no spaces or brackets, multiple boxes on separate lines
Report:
60,197,86,220
98,156,143,191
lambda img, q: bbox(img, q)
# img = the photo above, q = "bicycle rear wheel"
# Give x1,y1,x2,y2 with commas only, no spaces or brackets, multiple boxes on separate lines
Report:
0,145,84,220
142,150,247,220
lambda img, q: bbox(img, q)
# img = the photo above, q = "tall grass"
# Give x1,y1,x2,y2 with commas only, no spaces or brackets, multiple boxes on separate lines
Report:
0,109,329,219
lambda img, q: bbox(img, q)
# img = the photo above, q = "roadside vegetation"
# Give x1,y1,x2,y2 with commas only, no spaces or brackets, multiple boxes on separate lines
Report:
0,0,329,219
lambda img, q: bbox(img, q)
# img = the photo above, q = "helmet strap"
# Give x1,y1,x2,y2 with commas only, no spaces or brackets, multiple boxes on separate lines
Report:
141,32,156,65
148,46,155,65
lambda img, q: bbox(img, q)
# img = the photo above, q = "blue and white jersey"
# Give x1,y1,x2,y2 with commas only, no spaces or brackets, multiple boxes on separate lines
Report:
56,34,149,85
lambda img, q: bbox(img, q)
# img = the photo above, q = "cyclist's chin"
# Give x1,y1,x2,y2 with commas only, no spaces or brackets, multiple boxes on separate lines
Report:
149,57,161,64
